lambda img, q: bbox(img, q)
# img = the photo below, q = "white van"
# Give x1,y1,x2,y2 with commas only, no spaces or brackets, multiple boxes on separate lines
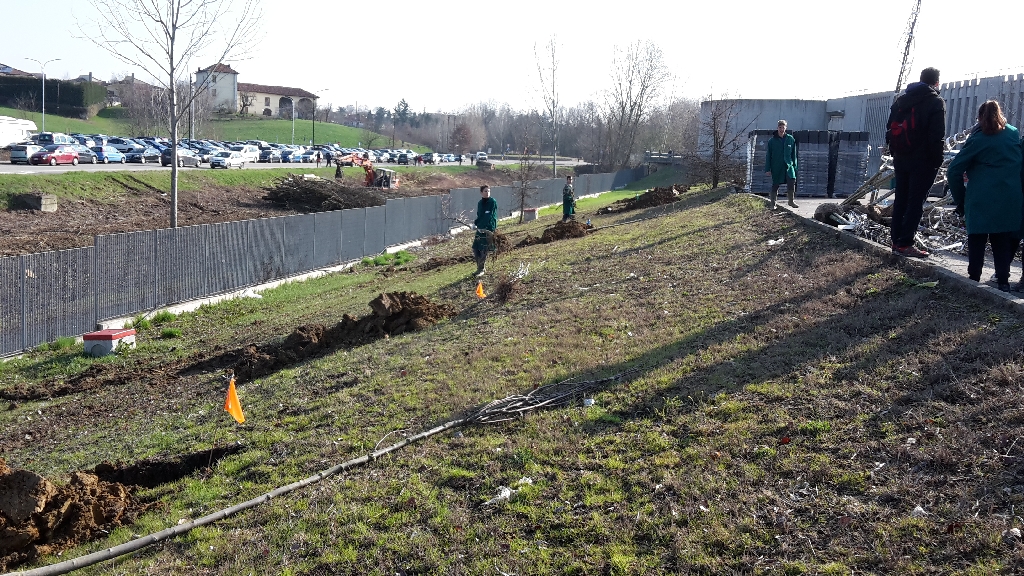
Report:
229,144,260,163
37,132,76,146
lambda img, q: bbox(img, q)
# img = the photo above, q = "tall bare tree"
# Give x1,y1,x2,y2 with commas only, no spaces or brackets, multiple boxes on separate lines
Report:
696,93,755,188
535,36,559,176
82,0,262,227
238,90,256,115
605,41,670,168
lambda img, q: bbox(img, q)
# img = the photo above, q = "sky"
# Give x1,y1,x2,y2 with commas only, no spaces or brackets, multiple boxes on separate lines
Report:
4,0,1024,114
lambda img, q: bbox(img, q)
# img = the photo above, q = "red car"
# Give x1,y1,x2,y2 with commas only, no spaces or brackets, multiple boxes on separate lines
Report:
30,145,80,166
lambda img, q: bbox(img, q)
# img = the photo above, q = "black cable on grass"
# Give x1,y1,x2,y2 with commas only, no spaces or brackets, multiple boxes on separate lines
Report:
7,366,645,576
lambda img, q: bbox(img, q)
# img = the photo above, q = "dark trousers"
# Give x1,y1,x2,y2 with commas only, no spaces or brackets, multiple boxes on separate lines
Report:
891,159,938,247
770,177,794,203
967,232,1018,283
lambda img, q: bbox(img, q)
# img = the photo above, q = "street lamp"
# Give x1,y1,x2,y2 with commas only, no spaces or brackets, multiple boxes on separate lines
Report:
25,58,61,133
311,88,329,146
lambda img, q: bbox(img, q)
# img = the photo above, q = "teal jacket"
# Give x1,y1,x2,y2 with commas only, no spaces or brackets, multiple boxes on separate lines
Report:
765,133,798,185
562,183,575,216
473,197,498,251
947,124,1023,235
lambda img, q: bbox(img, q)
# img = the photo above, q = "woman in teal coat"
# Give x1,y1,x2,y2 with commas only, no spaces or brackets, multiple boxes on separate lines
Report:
946,100,1023,292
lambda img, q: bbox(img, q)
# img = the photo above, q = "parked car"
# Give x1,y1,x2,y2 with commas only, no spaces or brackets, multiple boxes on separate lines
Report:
259,148,282,163
421,152,439,164
9,144,42,164
280,149,300,163
73,145,99,164
298,150,320,163
397,153,412,165
125,147,161,163
91,146,126,164
210,150,244,169
30,145,79,166
475,152,488,161
229,144,260,163
36,132,76,146
72,135,96,148
108,138,143,153
443,154,455,162
161,147,201,167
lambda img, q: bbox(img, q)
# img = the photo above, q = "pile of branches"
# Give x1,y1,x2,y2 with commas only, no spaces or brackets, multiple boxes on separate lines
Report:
262,174,385,212
465,366,644,424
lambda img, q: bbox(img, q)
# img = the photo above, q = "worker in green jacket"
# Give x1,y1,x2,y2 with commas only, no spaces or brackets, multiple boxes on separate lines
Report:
764,119,798,210
562,175,576,222
946,100,1023,292
473,185,498,276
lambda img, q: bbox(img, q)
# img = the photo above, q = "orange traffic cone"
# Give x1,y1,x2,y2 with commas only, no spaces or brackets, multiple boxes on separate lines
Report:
224,376,245,424
475,281,486,299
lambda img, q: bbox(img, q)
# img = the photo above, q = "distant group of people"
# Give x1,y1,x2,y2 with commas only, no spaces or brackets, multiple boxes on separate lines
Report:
888,67,1024,292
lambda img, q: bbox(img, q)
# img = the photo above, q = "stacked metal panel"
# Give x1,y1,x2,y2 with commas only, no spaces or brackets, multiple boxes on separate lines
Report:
794,131,830,197
832,132,871,198
746,130,777,194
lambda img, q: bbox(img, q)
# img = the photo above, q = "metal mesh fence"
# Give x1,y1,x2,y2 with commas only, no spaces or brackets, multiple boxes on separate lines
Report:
23,248,95,350
0,170,641,355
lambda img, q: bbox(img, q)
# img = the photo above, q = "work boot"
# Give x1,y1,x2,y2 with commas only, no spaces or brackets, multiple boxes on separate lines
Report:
769,190,778,210
787,188,798,208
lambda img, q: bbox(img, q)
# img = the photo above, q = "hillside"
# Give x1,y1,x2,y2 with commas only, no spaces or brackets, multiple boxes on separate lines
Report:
2,181,1022,574
0,106,404,147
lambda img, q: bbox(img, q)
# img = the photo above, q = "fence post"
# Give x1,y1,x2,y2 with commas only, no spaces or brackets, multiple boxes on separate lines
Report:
152,229,159,310
20,254,26,351
93,236,99,329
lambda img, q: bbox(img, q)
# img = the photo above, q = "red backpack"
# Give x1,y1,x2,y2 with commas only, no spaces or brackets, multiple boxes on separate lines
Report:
887,105,917,155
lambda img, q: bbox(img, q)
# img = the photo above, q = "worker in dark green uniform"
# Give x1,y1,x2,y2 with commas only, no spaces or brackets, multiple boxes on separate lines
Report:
473,185,498,276
562,175,576,222
764,119,799,210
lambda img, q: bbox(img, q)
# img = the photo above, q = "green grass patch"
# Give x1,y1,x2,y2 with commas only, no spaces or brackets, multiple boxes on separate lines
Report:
160,328,182,339
362,250,415,267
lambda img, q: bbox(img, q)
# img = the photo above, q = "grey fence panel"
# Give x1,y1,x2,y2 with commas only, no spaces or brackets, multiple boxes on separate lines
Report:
284,213,317,276
249,217,286,284
450,188,478,220
156,225,208,306
313,211,343,268
95,230,156,321
0,256,23,355
384,198,408,247
491,186,514,218
407,195,437,239
207,220,251,294
23,248,95,349
341,208,366,261
365,205,386,254
423,195,444,236
612,170,633,190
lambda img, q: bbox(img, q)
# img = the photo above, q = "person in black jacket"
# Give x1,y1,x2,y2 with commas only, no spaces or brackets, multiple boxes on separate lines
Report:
886,67,947,258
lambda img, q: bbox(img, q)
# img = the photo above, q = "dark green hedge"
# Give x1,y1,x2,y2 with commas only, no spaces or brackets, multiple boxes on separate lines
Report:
0,77,107,118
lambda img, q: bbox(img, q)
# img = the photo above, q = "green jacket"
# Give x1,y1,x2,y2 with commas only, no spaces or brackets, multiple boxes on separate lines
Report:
764,133,798,185
562,183,575,216
473,197,498,251
947,124,1023,235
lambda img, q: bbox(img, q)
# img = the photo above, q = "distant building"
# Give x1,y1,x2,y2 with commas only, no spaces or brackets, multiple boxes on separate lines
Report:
194,64,318,118
0,63,33,77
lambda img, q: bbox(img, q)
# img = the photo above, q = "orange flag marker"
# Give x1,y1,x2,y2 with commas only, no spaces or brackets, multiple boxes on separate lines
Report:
475,281,486,299
224,376,245,424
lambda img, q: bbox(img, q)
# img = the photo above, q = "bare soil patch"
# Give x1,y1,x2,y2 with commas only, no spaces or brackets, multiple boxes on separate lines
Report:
596,185,683,215
0,459,155,572
0,359,184,402
262,175,386,212
516,220,590,247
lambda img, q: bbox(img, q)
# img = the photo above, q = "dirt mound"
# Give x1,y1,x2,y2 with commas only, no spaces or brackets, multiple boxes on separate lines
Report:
0,458,152,572
262,174,385,212
94,445,244,488
596,185,683,214
516,220,591,248
2,360,183,402
420,255,474,272
233,292,455,382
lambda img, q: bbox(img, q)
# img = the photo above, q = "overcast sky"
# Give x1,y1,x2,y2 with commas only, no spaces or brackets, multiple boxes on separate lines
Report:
5,0,1024,113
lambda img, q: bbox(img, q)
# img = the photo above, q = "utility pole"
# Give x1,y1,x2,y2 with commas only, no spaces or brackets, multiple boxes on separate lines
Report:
26,58,60,133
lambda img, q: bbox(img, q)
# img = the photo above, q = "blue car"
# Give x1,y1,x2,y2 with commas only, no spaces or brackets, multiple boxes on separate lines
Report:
91,146,127,164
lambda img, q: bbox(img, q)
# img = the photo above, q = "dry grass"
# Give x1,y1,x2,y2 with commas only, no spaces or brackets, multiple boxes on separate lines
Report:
2,185,1024,575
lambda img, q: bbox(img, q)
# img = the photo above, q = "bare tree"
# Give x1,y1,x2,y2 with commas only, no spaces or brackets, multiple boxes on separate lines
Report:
238,90,256,115
535,36,559,177
695,93,755,189
605,41,670,168
361,127,383,149
82,0,262,228
510,148,540,223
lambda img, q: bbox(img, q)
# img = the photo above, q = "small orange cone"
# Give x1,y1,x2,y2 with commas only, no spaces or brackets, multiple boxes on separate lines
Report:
224,376,245,424
475,281,486,299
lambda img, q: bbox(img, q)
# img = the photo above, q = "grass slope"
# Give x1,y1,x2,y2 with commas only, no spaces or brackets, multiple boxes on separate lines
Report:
3,185,1023,574
0,106,401,148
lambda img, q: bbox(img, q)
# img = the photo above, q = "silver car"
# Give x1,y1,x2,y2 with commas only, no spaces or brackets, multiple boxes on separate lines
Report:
210,151,245,169
9,144,42,164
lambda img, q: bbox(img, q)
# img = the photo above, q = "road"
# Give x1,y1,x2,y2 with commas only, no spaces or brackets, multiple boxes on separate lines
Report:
0,157,584,175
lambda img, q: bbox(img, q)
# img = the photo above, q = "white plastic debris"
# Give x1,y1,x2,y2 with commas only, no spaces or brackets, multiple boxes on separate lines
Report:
483,486,515,506
767,237,785,246
910,505,927,518
583,398,595,407
240,288,263,299
516,477,533,486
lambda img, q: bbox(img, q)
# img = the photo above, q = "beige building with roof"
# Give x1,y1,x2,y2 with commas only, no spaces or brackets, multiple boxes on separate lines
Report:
194,64,318,118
